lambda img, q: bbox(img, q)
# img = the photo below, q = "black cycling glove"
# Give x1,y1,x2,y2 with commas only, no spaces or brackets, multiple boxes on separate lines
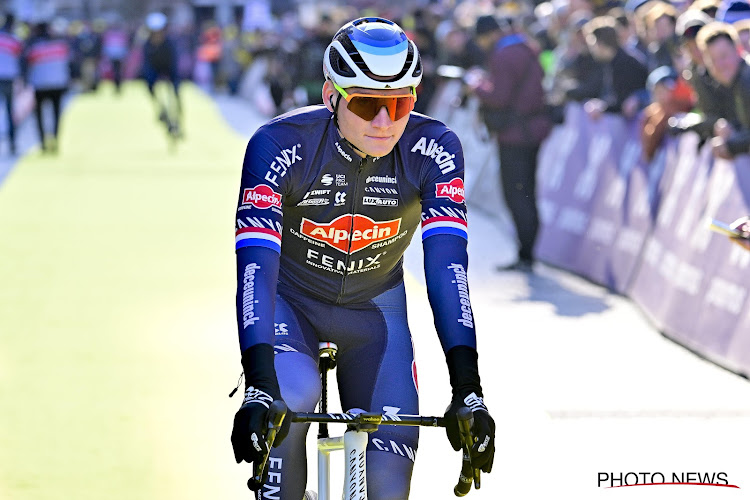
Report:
231,343,290,488
443,345,495,473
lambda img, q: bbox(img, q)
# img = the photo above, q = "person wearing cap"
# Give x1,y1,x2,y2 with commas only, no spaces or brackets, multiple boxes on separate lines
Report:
695,22,750,158
466,14,552,272
640,65,695,160
667,9,738,140
229,17,495,498
716,0,750,25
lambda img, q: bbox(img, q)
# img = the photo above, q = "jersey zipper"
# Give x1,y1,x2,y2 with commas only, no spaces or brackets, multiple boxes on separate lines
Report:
336,156,367,304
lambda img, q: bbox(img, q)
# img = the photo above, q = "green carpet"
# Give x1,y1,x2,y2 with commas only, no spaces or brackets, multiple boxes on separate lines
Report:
0,81,254,499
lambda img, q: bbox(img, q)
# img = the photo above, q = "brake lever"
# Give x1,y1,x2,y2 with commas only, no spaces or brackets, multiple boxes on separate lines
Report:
248,400,288,490
453,406,481,496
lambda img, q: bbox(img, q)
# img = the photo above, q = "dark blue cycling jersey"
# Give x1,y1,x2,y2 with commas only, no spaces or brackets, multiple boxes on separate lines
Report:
235,105,476,356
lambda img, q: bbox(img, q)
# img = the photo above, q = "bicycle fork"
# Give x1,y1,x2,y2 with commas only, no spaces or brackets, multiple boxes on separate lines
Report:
317,429,369,500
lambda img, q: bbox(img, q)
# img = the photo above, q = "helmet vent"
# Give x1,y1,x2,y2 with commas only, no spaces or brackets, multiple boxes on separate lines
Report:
329,47,356,78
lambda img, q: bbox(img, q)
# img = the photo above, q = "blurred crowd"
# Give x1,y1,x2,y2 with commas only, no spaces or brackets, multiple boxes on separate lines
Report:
2,0,750,162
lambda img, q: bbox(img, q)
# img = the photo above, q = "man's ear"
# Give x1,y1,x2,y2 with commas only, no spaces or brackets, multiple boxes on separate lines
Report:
322,80,336,112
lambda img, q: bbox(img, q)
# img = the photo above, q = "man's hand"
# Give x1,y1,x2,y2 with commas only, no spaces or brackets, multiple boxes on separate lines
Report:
621,95,640,120
730,216,750,251
584,98,606,120
711,136,733,159
714,118,734,140
444,392,496,473
232,386,276,465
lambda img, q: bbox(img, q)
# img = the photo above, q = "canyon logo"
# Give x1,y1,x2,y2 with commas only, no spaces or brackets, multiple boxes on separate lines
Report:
242,184,282,209
300,214,401,254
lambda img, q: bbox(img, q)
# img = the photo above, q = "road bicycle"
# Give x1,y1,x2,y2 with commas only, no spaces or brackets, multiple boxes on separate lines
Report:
250,342,482,499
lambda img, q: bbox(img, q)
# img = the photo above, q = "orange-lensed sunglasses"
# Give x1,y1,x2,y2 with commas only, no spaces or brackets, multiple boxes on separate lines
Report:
334,83,416,122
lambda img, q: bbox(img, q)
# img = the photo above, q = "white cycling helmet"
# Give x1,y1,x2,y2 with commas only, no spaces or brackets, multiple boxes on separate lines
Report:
145,12,167,31
323,17,423,91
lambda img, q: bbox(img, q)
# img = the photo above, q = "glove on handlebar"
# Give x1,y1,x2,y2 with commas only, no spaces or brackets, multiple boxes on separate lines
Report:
443,345,496,473
231,344,290,468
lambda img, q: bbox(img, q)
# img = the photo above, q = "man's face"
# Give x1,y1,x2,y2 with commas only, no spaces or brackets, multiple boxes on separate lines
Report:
586,35,615,61
323,81,413,158
704,37,742,86
682,39,704,66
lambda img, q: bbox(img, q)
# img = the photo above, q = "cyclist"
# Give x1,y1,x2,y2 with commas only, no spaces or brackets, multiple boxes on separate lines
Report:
141,12,181,136
231,17,495,499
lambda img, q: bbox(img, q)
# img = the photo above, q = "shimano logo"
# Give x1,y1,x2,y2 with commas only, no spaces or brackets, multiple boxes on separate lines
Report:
241,263,261,328
448,263,474,328
411,137,457,174
366,175,397,184
335,141,352,162
321,174,333,186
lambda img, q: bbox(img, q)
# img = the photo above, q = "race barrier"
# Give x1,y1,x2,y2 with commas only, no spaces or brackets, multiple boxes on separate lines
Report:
536,103,750,378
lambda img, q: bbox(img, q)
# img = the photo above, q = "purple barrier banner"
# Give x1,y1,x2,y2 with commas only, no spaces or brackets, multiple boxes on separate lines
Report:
537,104,659,293
630,149,750,374
538,104,750,376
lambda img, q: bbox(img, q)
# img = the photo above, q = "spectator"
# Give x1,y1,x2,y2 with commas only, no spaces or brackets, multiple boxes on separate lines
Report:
0,13,22,155
695,22,750,158
691,0,721,18
549,11,603,105
582,15,649,120
735,19,750,54
668,9,737,140
102,19,130,93
716,0,750,24
728,215,750,251
643,2,680,70
640,65,695,160
468,14,552,272
623,0,660,62
23,21,71,154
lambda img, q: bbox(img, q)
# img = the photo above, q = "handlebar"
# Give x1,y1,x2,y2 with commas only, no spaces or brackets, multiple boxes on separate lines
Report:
250,400,481,496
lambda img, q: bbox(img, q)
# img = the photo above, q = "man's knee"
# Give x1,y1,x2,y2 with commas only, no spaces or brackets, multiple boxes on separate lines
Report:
365,450,414,499
275,351,321,412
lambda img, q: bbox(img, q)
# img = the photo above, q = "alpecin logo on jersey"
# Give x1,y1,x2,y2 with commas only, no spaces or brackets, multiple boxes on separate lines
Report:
436,178,465,204
242,184,282,209
411,136,457,174
300,214,401,254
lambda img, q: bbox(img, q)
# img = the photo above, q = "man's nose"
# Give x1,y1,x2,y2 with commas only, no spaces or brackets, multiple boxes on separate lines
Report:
371,105,393,126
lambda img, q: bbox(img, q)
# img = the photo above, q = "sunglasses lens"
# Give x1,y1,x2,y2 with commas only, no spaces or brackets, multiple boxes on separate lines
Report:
346,95,414,121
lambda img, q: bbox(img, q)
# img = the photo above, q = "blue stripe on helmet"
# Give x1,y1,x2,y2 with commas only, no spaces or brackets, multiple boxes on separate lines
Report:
349,24,407,47
351,39,408,56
